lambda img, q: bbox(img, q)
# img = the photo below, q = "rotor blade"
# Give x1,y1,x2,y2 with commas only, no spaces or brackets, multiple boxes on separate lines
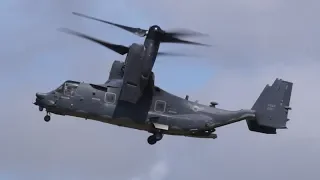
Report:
161,35,211,47
72,12,148,37
157,52,197,57
165,28,209,37
58,28,129,55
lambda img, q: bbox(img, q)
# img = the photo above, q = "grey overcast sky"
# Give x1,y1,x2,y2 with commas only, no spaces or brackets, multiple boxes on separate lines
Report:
1,0,319,180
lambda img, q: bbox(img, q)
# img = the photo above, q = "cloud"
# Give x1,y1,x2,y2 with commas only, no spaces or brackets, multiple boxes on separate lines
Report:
128,0,320,67
1,0,320,180
128,0,320,179
131,160,169,180
148,160,169,180
1,1,160,179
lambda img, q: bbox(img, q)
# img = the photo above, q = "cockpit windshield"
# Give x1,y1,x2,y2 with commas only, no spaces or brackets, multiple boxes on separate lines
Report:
55,81,80,96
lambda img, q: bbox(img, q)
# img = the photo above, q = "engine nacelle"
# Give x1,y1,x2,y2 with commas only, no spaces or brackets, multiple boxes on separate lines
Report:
108,60,124,81
118,43,153,104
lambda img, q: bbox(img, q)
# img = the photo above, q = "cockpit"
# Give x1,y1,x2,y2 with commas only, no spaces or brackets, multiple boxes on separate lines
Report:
55,80,80,96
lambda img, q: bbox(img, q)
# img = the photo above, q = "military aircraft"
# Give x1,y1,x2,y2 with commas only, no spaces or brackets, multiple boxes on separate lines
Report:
34,12,293,145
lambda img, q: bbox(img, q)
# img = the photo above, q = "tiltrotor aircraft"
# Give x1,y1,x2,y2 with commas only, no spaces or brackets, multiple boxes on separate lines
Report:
34,12,293,145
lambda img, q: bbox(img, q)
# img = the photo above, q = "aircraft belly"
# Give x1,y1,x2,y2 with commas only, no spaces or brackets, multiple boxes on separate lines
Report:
167,114,211,130
101,103,116,117
105,117,150,131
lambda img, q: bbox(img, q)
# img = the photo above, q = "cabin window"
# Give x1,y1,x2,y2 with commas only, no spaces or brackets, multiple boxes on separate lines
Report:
155,100,166,113
64,82,79,96
105,92,116,104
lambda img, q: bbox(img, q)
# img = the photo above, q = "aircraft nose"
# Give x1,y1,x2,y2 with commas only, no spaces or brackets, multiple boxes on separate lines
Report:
36,93,46,100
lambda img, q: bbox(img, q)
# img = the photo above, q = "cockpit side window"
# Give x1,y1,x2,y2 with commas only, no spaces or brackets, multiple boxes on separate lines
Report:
64,82,79,96
56,85,64,94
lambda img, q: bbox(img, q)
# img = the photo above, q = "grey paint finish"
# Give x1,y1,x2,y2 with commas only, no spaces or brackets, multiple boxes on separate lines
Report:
59,12,211,108
34,12,293,145
34,78,293,145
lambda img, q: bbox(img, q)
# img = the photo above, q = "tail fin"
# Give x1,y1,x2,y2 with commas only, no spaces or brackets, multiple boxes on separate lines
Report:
246,78,293,134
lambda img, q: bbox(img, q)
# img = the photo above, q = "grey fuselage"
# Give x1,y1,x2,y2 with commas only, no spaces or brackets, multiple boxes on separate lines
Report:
35,79,255,139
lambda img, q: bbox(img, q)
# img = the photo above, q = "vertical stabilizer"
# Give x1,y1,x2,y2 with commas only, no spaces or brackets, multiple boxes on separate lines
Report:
246,78,293,134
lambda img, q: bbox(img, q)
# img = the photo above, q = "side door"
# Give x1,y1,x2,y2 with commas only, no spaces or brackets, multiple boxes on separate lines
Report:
88,89,106,116
72,84,118,120
71,83,91,115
